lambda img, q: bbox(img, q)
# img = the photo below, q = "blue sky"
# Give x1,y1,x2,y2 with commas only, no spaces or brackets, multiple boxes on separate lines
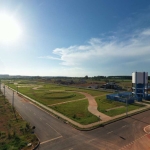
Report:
0,0,150,77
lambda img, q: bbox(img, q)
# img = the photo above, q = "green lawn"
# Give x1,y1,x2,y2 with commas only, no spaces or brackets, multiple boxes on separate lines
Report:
105,104,144,116
50,100,100,124
8,84,85,105
96,96,145,116
7,83,110,105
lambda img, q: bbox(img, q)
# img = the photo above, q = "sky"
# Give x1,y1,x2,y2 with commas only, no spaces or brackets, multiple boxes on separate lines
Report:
0,0,150,77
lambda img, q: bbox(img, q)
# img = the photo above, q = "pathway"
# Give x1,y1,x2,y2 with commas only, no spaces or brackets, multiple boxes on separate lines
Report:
48,90,111,121
5,85,150,129
79,92,111,121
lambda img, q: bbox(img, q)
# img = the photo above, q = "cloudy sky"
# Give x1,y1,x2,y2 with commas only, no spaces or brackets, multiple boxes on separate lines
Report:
0,0,150,77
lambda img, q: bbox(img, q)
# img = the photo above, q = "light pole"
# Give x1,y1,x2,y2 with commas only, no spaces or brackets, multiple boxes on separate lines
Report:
3,85,5,102
17,84,18,94
0,80,1,91
12,91,14,109
8,81,10,88
126,98,128,116
126,96,129,116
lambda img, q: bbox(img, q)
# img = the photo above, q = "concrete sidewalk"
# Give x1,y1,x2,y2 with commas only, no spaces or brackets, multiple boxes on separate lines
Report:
78,92,111,121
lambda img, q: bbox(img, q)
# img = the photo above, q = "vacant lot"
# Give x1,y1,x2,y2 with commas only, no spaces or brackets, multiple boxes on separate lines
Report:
0,92,38,150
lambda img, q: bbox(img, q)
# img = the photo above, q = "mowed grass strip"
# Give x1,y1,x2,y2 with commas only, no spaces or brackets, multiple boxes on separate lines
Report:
50,100,100,125
96,96,145,117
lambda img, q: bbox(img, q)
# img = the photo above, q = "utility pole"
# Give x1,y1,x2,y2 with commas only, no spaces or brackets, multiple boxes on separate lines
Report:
12,91,14,109
126,98,127,116
17,84,18,94
3,85,5,102
0,80,1,91
126,96,129,116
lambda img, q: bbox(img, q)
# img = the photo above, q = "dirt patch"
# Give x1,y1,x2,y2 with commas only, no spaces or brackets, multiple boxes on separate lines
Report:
106,106,125,111
32,85,43,90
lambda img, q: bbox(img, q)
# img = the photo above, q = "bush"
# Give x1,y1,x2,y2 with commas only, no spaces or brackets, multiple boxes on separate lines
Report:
7,132,12,139
26,123,30,130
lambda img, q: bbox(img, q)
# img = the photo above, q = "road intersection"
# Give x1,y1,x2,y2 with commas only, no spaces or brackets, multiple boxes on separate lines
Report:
2,85,150,150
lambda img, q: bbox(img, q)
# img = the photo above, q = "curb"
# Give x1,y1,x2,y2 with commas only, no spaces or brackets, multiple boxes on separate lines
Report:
1,85,41,150
144,125,150,134
6,85,150,131
33,139,40,150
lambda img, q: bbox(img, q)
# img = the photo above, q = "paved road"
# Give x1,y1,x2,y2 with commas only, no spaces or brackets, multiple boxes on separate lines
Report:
2,85,150,150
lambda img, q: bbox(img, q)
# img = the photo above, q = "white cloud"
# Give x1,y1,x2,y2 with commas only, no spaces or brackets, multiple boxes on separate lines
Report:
141,29,150,35
50,29,150,66
38,56,61,60
40,28,150,75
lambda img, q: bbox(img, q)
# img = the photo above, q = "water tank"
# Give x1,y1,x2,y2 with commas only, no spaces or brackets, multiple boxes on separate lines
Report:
132,72,148,84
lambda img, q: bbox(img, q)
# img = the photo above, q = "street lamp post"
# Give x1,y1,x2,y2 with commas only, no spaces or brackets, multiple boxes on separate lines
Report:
126,98,128,116
126,95,129,116
3,85,5,102
0,80,1,91
12,91,14,109
17,84,18,93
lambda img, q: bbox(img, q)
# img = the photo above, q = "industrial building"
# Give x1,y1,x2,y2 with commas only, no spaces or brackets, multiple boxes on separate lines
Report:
132,72,149,101
106,72,150,103
106,92,134,104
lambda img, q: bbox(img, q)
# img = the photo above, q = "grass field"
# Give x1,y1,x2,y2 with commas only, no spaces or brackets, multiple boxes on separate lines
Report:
0,92,38,150
7,83,85,104
50,100,100,124
7,83,109,105
96,96,145,116
5,80,146,124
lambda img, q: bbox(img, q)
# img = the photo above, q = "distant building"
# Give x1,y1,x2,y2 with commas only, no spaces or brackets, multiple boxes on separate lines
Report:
101,82,122,90
132,72,148,101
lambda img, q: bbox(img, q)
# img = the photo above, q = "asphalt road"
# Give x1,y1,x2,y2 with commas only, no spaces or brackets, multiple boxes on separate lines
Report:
2,85,150,150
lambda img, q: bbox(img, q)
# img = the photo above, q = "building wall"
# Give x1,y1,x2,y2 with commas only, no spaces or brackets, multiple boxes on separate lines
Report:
132,72,148,84
132,72,148,101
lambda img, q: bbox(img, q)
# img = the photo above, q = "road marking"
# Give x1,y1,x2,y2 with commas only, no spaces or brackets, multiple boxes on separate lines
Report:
46,123,61,136
87,138,96,143
107,131,113,134
122,125,127,128
40,136,62,145
119,134,146,150
144,125,150,134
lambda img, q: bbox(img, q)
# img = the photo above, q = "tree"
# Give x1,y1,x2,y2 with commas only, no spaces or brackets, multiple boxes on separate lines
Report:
84,75,88,79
